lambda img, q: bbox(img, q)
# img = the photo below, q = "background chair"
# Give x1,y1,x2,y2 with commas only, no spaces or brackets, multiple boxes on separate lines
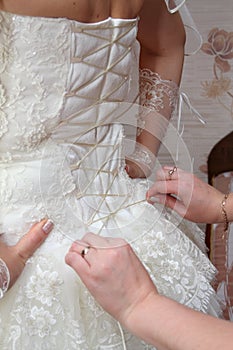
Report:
206,131,233,320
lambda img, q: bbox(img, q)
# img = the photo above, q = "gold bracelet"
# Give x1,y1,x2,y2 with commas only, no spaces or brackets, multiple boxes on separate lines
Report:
221,193,229,239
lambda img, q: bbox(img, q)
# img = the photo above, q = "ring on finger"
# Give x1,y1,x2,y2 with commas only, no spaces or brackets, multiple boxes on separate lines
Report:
81,246,91,258
168,166,177,180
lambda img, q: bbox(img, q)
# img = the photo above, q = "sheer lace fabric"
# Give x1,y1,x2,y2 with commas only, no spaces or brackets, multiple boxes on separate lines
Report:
0,10,221,350
126,142,156,174
128,68,179,171
137,68,179,142
139,68,179,117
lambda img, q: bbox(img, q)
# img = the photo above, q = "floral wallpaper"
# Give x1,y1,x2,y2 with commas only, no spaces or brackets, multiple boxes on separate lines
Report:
158,0,233,181
174,0,233,321
201,28,233,118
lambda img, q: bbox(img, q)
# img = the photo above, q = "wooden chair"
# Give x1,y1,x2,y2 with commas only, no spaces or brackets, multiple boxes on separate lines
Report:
206,131,233,320
207,131,233,185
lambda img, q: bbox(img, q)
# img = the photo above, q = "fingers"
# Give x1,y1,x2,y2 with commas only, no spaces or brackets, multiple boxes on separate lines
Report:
65,238,100,286
147,179,179,200
156,166,180,181
15,219,54,263
65,234,128,274
125,161,148,179
147,166,185,203
163,194,188,217
65,246,90,276
82,232,127,249
66,239,93,267
125,163,140,178
147,165,193,218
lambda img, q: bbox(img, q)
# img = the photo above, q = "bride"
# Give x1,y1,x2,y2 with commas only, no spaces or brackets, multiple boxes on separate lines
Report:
0,0,221,349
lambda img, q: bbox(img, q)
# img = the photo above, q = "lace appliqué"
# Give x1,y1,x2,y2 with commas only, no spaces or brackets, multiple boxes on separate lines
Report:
14,123,48,152
139,68,179,114
0,258,10,299
0,82,8,139
132,221,221,316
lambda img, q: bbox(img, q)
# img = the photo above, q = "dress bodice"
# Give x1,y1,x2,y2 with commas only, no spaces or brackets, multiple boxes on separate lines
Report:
0,11,139,158
0,11,141,241
0,13,223,350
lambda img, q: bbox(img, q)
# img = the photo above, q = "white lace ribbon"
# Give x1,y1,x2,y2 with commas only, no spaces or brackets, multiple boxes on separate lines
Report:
118,322,128,350
164,1,203,56
176,91,206,161
0,258,10,299
164,0,186,14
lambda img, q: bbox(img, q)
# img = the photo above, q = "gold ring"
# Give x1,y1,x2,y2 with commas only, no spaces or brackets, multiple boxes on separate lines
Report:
81,246,91,258
168,166,177,179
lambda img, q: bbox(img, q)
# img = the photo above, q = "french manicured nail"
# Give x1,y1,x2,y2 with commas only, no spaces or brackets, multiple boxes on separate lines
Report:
42,219,54,234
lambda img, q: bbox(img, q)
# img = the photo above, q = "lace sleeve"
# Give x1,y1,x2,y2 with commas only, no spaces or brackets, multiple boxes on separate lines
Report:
126,68,179,176
137,67,179,138
139,68,179,117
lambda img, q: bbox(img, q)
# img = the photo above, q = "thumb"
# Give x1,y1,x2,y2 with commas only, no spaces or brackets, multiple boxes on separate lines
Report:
164,195,187,218
149,194,187,218
15,219,54,262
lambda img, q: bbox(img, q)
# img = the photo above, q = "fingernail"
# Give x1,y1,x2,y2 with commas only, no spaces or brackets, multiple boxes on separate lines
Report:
42,219,54,234
148,196,160,204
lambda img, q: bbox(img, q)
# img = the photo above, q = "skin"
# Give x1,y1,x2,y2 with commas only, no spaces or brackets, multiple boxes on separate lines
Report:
0,219,53,288
2,7,230,346
0,0,186,179
66,167,233,349
147,166,233,223
0,0,144,21
66,232,233,350
1,0,185,311
0,1,186,283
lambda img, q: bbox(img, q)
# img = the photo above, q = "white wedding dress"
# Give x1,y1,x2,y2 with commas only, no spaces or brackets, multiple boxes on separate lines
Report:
0,9,221,350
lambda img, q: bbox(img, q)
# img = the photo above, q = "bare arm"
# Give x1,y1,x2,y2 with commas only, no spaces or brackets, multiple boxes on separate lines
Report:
125,292,232,350
0,219,53,294
126,0,185,178
65,233,233,350
147,167,233,224
138,0,185,85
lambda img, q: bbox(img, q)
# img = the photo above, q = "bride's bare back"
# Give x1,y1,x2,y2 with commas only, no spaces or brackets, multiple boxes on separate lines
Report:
0,0,186,164
0,0,144,22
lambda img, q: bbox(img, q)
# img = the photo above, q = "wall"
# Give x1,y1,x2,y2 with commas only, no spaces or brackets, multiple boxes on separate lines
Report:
164,0,233,182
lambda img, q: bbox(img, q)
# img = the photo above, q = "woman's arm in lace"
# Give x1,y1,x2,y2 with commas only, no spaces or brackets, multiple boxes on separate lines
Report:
0,219,53,297
126,0,185,178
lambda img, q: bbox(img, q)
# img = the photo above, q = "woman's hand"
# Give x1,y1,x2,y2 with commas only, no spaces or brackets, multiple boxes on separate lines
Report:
65,233,157,327
125,142,156,179
125,159,149,178
147,166,223,223
0,219,53,292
